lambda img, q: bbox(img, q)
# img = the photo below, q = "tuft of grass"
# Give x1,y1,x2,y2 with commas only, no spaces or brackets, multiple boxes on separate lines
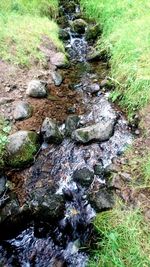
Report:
80,0,150,118
0,0,64,66
88,207,150,267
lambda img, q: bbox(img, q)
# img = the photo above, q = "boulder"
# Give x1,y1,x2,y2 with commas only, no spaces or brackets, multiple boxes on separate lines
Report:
88,188,115,212
72,119,115,144
73,167,94,187
41,117,63,144
6,131,40,168
51,52,69,68
65,115,80,137
71,19,87,34
13,101,33,120
26,80,47,98
85,24,101,41
51,71,63,86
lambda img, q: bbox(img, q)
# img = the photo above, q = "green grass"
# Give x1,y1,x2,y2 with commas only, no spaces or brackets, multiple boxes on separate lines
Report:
0,0,64,66
80,0,150,118
89,207,150,267
0,119,11,169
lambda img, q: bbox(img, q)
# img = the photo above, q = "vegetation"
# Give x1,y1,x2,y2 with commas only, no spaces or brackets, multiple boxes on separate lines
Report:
0,119,11,169
89,207,150,267
0,0,64,66
80,0,150,118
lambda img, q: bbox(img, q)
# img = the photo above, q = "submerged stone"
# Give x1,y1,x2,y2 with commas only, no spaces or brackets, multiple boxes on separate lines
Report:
73,167,94,187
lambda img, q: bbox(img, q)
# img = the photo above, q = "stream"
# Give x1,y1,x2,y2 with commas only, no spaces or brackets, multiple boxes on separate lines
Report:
0,1,132,266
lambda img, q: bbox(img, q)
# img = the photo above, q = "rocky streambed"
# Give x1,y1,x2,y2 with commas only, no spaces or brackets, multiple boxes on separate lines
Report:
0,1,132,266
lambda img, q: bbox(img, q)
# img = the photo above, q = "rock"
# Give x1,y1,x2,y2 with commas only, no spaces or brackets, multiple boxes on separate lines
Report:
51,52,69,68
72,119,115,144
13,101,33,120
51,71,63,86
67,107,76,114
59,29,70,40
94,163,103,176
65,115,80,137
71,19,87,34
88,188,115,212
0,196,20,225
0,175,6,196
85,24,101,41
86,49,101,62
87,83,100,94
73,167,94,187
26,80,47,98
41,117,63,144
6,131,40,168
0,97,14,105
29,187,65,221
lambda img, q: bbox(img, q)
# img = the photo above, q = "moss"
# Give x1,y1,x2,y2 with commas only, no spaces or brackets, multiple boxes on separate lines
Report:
8,132,40,168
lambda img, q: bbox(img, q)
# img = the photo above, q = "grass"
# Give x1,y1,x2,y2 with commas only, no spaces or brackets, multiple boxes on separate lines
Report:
0,0,64,66
80,0,150,118
0,118,11,169
88,207,150,267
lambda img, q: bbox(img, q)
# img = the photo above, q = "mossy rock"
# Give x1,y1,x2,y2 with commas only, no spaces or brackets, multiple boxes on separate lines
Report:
6,131,40,168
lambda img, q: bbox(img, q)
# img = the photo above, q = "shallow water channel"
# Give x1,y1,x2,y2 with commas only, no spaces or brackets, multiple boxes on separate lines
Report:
0,1,132,266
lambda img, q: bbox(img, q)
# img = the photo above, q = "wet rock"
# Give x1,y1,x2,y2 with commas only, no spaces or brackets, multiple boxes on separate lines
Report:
26,80,47,98
51,52,69,68
87,83,100,94
59,29,70,40
85,24,101,41
51,71,63,86
94,163,103,176
0,175,6,196
88,188,115,212
0,196,20,225
41,117,63,144
71,19,87,34
13,101,33,120
65,115,80,137
67,107,76,114
86,49,101,62
72,119,115,144
6,131,40,168
73,167,94,187
29,187,65,221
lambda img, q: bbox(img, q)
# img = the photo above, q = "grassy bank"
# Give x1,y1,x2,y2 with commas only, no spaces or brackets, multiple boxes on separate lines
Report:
80,0,150,118
89,207,150,267
0,0,64,66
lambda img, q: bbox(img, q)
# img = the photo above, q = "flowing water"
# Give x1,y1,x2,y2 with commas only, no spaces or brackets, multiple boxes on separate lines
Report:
0,1,132,266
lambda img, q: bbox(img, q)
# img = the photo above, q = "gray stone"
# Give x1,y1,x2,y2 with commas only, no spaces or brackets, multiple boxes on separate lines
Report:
51,52,69,68
7,131,40,168
71,19,87,34
41,117,63,144
72,119,115,144
51,71,63,86
0,97,14,105
73,167,94,187
65,115,80,137
13,101,33,120
0,175,6,196
26,80,47,98
0,197,20,225
88,188,115,211
87,83,100,93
